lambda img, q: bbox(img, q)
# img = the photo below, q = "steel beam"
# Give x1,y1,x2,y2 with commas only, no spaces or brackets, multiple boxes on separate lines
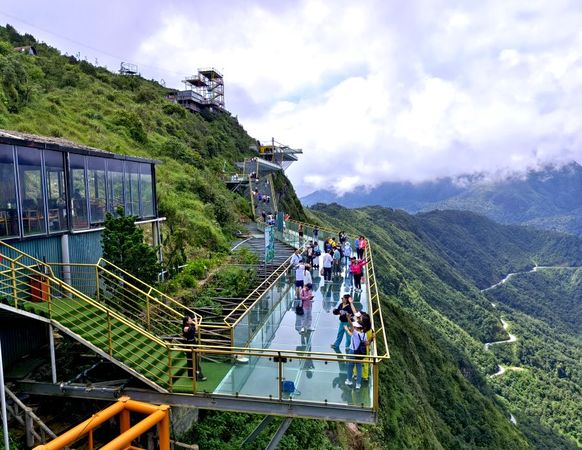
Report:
242,415,275,446
266,417,292,450
16,381,377,424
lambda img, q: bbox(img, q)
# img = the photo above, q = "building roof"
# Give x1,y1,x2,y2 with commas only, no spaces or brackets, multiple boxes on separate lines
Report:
0,129,160,164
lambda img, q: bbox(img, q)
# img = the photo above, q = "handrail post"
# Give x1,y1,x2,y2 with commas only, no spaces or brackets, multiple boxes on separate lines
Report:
10,260,18,308
47,280,52,319
107,311,113,356
95,266,100,303
146,296,151,331
192,348,198,394
373,358,379,411
167,347,173,391
277,352,283,401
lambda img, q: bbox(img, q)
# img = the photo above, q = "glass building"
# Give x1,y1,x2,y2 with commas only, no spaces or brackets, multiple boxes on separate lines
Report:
0,130,161,264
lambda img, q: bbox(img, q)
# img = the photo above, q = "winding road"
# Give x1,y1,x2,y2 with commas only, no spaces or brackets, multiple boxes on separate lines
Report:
484,319,517,351
480,264,581,426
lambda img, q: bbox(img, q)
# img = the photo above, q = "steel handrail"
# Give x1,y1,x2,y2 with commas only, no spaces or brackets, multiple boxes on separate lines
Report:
97,258,202,324
366,242,390,358
0,253,167,347
224,254,294,326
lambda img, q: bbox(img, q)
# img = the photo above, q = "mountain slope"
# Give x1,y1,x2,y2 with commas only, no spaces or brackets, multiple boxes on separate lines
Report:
310,204,582,448
302,162,582,236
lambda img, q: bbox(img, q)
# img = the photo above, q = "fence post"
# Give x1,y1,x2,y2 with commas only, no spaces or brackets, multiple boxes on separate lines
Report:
167,347,173,391
146,296,151,332
10,260,18,308
96,266,100,303
107,310,113,356
277,352,283,401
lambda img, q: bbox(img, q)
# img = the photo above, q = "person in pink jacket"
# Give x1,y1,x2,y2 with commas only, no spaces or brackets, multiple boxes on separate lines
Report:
350,257,368,292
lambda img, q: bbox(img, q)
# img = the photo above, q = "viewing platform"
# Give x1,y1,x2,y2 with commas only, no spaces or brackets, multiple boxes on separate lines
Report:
0,221,388,424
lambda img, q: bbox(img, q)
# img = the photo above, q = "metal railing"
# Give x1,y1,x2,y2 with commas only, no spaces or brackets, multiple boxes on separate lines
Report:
276,218,390,359
0,242,171,390
0,237,385,410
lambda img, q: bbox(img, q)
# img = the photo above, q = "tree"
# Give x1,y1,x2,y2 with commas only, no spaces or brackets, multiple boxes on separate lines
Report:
101,207,160,284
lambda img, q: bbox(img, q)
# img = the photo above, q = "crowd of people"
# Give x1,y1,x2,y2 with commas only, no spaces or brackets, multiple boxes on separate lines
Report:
291,229,374,390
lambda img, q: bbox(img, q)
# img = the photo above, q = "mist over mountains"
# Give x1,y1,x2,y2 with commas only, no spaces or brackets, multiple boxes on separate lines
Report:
302,161,582,235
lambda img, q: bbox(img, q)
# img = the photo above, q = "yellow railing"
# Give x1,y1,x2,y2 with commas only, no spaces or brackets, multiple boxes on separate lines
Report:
0,242,385,410
0,243,171,389
275,218,390,359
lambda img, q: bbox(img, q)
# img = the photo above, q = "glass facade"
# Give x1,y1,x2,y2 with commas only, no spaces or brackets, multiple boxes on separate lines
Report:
0,141,157,240
88,156,106,225
107,159,124,214
125,161,140,216
44,150,67,232
140,163,154,217
70,153,88,229
17,147,46,236
0,145,19,238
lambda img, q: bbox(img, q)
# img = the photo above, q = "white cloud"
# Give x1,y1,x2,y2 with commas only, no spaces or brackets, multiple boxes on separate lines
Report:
135,0,582,196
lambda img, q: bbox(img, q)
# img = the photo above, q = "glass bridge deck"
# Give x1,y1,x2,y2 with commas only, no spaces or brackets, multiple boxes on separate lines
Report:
212,264,373,409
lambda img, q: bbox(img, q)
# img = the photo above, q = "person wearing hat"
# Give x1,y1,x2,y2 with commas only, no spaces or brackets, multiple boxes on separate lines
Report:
344,319,368,389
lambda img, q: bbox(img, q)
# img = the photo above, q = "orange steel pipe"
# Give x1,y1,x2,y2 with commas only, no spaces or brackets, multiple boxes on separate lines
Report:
100,408,169,450
120,409,130,433
34,401,126,450
124,398,159,415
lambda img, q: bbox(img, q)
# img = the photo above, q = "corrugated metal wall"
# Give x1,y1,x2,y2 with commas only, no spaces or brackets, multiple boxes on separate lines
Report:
69,231,103,264
0,311,49,368
10,236,62,263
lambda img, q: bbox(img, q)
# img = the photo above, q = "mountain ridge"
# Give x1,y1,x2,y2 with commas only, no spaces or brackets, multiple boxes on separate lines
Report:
302,161,582,235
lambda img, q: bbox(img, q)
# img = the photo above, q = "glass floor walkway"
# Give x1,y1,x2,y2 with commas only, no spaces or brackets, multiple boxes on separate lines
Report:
211,259,374,410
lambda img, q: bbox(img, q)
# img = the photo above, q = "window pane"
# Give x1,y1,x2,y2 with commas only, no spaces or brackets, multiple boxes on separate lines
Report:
44,150,67,233
0,144,19,238
140,164,154,217
88,156,106,225
124,162,140,216
107,159,124,214
17,147,46,235
70,154,88,229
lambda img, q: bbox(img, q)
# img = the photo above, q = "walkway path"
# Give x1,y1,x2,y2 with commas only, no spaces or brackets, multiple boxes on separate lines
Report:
214,250,374,408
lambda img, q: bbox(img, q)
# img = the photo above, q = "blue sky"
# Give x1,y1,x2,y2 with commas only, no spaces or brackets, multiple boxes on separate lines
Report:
2,1,582,196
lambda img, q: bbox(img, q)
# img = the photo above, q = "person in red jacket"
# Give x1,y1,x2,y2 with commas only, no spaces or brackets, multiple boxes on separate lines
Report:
350,257,368,292
357,236,367,259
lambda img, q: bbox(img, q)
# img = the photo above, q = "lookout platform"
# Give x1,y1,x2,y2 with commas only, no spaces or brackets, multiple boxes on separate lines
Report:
1,221,388,424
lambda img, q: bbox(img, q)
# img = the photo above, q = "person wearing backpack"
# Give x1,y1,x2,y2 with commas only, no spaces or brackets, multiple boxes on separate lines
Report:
344,320,368,389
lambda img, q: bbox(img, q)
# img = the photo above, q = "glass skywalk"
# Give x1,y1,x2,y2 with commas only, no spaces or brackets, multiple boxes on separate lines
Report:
213,262,374,408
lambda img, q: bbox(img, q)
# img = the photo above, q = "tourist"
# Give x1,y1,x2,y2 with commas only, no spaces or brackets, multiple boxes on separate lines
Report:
357,235,367,259
331,294,357,350
312,242,321,270
322,249,333,283
304,263,313,289
295,262,305,299
291,248,302,268
300,283,315,333
344,320,368,389
332,245,342,276
298,223,304,246
350,257,368,292
182,315,206,381
343,241,352,266
313,225,319,243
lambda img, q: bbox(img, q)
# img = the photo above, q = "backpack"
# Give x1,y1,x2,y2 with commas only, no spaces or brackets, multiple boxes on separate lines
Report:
354,332,367,355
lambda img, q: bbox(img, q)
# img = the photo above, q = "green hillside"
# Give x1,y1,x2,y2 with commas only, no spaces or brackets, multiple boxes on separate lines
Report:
3,24,581,449
0,24,262,266
309,203,582,448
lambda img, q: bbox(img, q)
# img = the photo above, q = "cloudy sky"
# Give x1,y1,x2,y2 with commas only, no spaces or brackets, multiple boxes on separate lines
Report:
2,1,582,196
